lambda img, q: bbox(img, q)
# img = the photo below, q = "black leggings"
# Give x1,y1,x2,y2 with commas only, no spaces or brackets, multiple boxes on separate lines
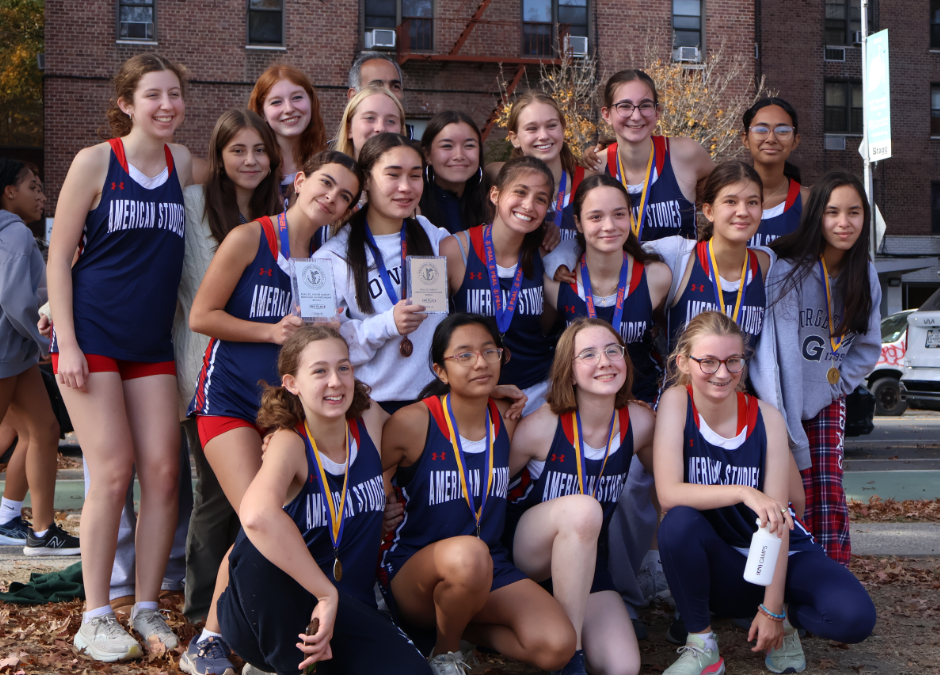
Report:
658,506,876,643
217,543,431,675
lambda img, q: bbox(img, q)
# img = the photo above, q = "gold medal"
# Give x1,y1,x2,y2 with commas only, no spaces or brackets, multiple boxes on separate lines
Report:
827,367,841,385
399,336,413,357
332,556,343,582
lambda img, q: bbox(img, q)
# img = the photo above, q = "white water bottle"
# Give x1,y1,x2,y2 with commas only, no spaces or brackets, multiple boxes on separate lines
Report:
743,518,782,586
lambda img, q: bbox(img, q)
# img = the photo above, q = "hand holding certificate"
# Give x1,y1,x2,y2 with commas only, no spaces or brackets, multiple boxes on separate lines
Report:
407,256,448,314
291,258,338,322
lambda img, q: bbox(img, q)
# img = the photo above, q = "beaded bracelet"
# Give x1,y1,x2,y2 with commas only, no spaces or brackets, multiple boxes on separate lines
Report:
758,604,786,622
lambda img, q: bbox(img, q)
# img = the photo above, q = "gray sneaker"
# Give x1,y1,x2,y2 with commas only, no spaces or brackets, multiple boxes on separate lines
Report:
429,651,472,675
73,613,144,662
765,629,806,673
242,664,275,675
130,606,179,651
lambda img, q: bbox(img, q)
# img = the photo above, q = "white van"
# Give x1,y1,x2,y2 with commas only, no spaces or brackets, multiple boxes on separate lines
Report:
899,287,940,410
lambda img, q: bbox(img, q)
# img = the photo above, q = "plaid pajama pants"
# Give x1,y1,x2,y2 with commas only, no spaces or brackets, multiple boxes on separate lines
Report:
800,396,850,566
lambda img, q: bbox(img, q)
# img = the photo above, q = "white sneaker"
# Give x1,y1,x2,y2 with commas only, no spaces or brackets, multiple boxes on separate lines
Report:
130,606,179,651
73,613,144,662
429,650,472,675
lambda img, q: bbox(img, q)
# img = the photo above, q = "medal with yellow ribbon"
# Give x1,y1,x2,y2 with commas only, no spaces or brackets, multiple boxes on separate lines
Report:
304,420,351,582
442,394,494,538
706,240,749,325
613,142,655,240
570,409,618,498
819,257,844,385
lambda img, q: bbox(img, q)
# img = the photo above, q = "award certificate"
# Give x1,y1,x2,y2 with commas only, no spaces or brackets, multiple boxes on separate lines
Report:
290,258,336,322
407,256,449,314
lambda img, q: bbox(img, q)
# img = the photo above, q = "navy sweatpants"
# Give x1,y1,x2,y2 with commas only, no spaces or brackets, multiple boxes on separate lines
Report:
658,506,876,642
217,541,431,675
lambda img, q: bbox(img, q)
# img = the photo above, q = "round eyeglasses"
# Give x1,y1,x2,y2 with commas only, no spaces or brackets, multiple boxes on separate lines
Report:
748,125,794,141
443,348,504,366
688,355,746,375
575,344,625,364
612,101,658,118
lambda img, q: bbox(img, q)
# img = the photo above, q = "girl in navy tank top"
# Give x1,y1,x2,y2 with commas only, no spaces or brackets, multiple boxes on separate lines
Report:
596,70,715,242
544,174,672,403
183,151,362,668
210,325,430,675
666,162,771,354
47,55,195,660
485,93,596,243
741,98,810,249
653,312,875,675
445,156,558,415
381,314,576,673
504,318,656,675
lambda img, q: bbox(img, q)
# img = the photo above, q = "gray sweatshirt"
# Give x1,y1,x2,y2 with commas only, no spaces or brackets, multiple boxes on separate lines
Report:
0,209,49,377
765,258,882,469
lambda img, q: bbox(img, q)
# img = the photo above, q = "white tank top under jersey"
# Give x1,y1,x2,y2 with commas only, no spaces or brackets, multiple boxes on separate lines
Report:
527,434,621,481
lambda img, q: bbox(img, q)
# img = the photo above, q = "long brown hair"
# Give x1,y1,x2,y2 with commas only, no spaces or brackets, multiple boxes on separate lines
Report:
546,318,634,414
104,54,187,138
256,325,371,431
506,92,577,178
204,109,283,245
249,65,327,168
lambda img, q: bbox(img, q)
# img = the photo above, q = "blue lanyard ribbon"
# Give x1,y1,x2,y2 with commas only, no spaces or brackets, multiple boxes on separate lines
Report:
552,171,567,229
482,223,525,335
613,143,655,241
364,220,407,305
579,252,630,334
443,394,494,535
276,212,315,259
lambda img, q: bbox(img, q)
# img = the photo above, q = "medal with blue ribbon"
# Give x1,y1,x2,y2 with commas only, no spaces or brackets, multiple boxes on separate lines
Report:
482,223,525,337
613,143,655,240
571,409,617,498
442,394,494,538
552,171,568,230
364,220,413,357
819,257,844,385
303,420,351,582
579,252,630,335
706,240,748,325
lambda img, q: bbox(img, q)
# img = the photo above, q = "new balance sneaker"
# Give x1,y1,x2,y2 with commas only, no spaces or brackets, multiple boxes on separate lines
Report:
130,606,179,651
663,634,725,675
428,650,472,675
180,636,236,675
73,613,144,662
765,628,806,673
24,523,80,555
0,515,30,545
551,648,588,675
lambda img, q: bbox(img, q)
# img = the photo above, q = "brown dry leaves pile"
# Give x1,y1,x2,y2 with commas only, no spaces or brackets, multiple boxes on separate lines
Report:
849,496,940,523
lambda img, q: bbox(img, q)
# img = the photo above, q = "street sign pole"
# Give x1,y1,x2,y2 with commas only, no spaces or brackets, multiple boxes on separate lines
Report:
861,0,874,260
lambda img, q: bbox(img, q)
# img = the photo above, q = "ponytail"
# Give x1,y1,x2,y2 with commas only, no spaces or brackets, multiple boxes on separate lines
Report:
256,382,307,431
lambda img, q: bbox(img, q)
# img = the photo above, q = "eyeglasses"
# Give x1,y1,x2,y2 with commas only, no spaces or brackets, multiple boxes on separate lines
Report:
575,344,625,364
688,355,746,374
443,348,504,366
612,101,658,118
748,125,794,140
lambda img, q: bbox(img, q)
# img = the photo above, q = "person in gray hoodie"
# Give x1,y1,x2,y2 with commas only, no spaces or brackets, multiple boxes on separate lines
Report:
763,171,881,566
0,158,79,555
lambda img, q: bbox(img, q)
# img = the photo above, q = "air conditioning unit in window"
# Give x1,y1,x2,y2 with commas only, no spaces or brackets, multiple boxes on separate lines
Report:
853,30,864,45
565,36,589,58
365,29,396,50
825,135,846,151
675,46,701,63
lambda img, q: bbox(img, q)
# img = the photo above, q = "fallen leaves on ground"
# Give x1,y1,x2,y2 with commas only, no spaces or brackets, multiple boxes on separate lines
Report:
848,496,940,523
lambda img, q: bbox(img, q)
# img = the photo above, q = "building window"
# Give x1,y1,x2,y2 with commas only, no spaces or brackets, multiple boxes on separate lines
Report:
824,0,874,45
932,183,940,234
247,0,284,46
522,0,587,57
672,0,702,57
118,0,155,41
824,81,863,134
932,0,940,49
365,0,432,50
933,85,940,136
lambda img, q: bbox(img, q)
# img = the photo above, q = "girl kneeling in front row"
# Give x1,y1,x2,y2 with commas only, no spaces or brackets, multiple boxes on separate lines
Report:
217,325,431,675
653,312,875,675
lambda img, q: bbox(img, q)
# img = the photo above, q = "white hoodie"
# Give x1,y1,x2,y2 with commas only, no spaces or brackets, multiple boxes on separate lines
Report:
313,216,450,402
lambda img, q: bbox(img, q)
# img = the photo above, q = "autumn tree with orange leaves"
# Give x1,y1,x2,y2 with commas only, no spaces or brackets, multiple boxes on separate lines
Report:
0,0,44,146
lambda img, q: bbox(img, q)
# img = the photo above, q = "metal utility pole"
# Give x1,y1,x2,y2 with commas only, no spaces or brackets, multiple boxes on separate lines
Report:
860,0,877,260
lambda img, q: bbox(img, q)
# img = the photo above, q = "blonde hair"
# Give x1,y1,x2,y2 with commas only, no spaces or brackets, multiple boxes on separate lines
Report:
665,312,751,389
507,92,577,177
546,318,634,414
334,84,405,158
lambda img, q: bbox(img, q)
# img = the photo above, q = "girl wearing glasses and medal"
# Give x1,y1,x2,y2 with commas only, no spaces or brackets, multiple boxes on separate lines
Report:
503,318,655,675
741,98,811,249
653,311,875,675
767,172,881,566
543,174,672,404
214,325,432,675
381,314,576,675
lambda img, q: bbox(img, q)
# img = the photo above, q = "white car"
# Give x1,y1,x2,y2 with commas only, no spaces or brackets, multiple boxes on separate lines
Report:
867,309,914,416
900,289,940,411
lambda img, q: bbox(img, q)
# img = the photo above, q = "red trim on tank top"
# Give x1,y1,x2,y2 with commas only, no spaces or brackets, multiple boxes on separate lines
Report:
695,242,759,285
560,406,631,447
257,216,279,259
783,179,801,211
107,138,174,177
568,258,645,298
571,166,585,197
468,225,486,265
686,386,759,439
422,395,502,439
